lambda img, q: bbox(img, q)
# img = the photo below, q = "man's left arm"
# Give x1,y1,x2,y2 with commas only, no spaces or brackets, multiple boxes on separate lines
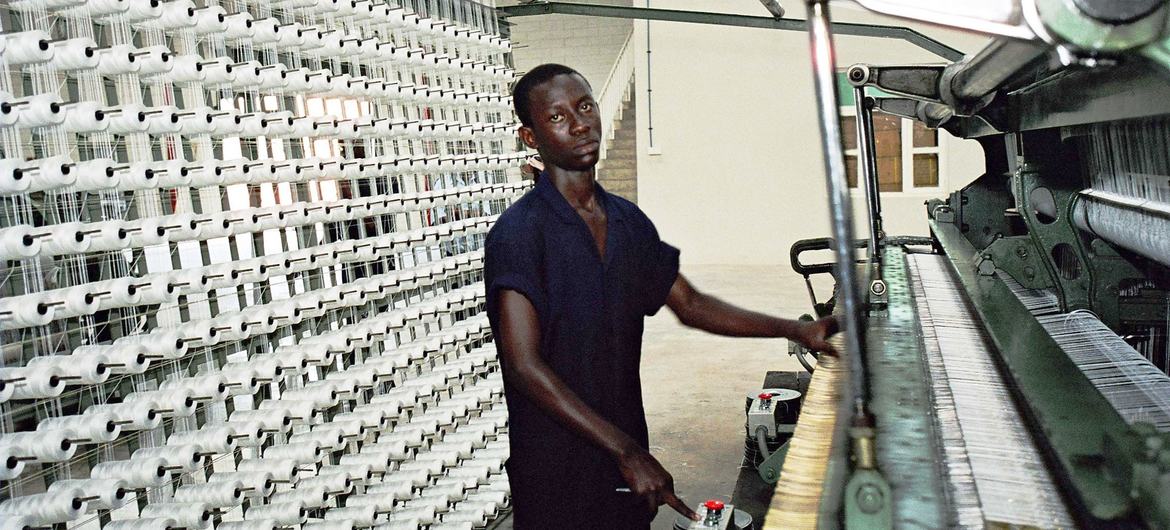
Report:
664,273,838,353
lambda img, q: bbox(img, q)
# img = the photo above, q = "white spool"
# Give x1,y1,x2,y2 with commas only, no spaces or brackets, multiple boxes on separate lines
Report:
0,454,24,481
224,12,256,39
74,158,119,191
0,429,75,462
285,69,312,93
168,268,209,294
123,0,162,22
104,103,148,133
86,400,158,430
166,54,204,82
0,159,30,195
28,347,107,383
0,225,41,260
12,93,64,128
244,502,306,525
103,518,176,530
49,478,129,511
220,520,277,530
35,222,90,256
0,364,63,399
140,503,211,530
176,107,213,135
23,155,76,192
257,64,289,90
192,5,227,34
79,221,129,253
39,412,120,443
125,387,196,416
236,457,299,482
231,61,262,89
208,470,273,497
166,426,233,455
231,409,290,434
261,441,320,464
49,38,98,71
223,420,265,447
96,45,140,76
324,505,376,526
135,45,172,75
187,160,225,187
173,480,244,507
162,374,227,402
80,0,129,16
0,489,85,525
132,445,202,473
0,30,53,65
250,18,282,44
157,211,200,239
126,273,178,306
155,0,196,29
202,59,235,85
144,105,180,134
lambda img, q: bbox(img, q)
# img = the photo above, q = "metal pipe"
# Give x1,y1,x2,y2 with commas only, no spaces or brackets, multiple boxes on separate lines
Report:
755,426,772,460
942,38,1047,107
1073,190,1170,267
806,0,866,412
853,88,882,257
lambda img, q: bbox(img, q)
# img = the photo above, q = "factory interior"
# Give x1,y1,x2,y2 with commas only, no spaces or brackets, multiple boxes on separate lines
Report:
2,0,1170,528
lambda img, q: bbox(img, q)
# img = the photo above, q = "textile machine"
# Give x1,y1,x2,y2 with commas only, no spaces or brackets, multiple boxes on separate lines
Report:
765,0,1170,528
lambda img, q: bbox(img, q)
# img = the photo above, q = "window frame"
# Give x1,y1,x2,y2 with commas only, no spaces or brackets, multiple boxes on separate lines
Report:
839,104,948,195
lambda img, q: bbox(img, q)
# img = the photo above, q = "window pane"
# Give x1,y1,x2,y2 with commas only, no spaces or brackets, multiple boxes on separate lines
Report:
873,114,902,192
914,153,939,187
912,121,937,147
841,115,858,150
846,155,858,188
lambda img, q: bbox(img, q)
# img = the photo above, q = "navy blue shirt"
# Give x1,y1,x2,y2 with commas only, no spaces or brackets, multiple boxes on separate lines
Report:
485,175,680,529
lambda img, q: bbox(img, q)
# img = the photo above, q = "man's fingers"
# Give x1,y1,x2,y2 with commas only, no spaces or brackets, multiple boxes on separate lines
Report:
664,491,699,521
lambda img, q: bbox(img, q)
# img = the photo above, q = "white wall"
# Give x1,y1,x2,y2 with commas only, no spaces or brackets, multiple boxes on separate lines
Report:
632,1,992,265
501,0,634,92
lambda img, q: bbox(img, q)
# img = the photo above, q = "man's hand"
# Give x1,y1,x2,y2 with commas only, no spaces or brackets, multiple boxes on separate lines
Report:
793,316,839,355
617,445,699,521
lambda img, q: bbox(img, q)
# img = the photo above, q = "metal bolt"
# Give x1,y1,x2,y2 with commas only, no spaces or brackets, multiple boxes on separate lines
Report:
1016,246,1029,259
869,280,887,297
856,484,884,514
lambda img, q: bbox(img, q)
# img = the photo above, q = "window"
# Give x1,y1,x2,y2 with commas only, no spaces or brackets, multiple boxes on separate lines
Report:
839,97,945,193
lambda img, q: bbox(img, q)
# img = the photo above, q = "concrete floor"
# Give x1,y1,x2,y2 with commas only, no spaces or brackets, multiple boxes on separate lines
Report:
493,265,821,529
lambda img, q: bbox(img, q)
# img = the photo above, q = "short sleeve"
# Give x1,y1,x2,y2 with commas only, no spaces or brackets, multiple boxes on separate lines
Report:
640,222,681,317
484,224,547,324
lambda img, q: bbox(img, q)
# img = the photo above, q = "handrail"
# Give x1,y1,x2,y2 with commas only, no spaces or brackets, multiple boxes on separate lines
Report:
595,29,636,162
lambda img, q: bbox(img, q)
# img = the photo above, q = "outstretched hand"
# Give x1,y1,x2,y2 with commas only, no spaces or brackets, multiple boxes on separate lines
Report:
617,446,699,521
794,316,839,355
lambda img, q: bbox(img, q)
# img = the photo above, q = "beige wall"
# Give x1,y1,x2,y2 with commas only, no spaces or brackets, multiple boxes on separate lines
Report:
500,0,634,91
632,1,992,264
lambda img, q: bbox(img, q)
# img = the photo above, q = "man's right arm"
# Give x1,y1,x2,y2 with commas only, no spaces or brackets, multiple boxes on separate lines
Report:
495,289,697,520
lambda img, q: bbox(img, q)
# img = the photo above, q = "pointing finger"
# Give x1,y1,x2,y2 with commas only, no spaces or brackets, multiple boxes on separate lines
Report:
665,491,699,521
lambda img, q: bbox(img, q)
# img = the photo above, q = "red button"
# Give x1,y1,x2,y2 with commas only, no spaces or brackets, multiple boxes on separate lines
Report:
758,393,773,400
704,500,725,511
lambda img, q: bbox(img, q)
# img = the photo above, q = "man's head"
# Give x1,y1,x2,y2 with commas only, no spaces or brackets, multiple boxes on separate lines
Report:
512,64,601,172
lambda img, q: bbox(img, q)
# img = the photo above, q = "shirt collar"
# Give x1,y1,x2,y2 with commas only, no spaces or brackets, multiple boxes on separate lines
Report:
535,172,626,225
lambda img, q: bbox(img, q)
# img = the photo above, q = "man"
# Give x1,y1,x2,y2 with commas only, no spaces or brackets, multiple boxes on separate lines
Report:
485,64,837,529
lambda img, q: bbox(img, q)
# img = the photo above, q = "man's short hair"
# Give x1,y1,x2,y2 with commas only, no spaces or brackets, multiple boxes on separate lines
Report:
512,64,590,128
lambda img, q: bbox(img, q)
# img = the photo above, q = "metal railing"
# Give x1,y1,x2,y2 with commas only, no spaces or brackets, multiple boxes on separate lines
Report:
596,29,636,162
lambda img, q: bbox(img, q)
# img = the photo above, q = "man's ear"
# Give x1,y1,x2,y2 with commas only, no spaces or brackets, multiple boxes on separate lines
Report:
518,126,538,150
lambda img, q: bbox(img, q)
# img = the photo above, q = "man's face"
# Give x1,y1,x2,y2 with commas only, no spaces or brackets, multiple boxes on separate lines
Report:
518,74,602,172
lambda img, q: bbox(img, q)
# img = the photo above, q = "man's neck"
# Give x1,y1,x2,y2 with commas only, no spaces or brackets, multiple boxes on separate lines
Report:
546,167,598,210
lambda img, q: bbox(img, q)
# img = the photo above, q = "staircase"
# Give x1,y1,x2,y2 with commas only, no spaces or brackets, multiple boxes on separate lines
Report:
596,87,638,203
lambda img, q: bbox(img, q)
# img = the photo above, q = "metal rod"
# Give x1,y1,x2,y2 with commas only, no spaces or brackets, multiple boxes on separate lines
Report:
497,2,965,61
853,88,883,258
806,0,867,416
943,38,1048,104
